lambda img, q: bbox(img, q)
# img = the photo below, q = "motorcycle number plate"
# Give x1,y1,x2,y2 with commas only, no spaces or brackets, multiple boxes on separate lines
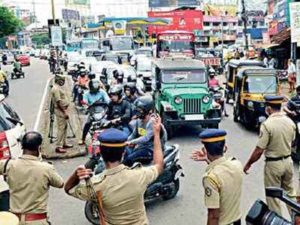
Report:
175,169,183,180
297,122,300,133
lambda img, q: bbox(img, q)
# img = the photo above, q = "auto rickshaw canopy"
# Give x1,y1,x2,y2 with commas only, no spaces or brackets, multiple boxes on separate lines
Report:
228,59,265,68
236,68,278,79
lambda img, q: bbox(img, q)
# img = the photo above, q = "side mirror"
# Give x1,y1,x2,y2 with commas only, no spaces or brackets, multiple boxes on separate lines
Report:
6,117,23,126
265,187,283,199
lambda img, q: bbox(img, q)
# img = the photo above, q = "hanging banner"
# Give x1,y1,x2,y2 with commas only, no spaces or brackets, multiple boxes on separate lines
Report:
290,2,300,44
51,26,63,46
112,20,127,35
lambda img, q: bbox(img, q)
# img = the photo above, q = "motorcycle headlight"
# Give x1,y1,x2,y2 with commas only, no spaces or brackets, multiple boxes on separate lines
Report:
202,96,210,104
247,101,254,109
174,96,183,104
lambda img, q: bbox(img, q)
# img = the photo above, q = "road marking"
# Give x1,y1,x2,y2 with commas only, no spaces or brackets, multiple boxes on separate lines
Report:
33,77,52,131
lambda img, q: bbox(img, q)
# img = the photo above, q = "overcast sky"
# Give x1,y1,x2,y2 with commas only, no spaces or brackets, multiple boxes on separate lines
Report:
2,0,267,25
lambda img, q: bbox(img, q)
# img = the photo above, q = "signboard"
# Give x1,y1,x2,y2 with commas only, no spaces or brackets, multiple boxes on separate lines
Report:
112,20,127,35
149,0,198,7
148,9,203,34
290,2,300,44
51,26,63,46
65,0,90,5
158,33,194,41
200,57,221,66
62,9,80,21
204,4,238,17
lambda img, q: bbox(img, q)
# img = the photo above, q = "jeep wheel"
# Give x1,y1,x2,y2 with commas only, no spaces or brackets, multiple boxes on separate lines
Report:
162,112,173,139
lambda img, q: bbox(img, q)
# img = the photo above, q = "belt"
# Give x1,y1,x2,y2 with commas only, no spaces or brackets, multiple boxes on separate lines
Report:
14,213,47,221
265,155,291,162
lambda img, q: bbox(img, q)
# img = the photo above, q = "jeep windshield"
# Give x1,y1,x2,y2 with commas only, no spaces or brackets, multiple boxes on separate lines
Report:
243,75,277,94
162,70,206,84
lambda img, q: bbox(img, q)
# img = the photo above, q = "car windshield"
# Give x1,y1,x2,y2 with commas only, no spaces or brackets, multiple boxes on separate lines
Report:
0,102,20,132
136,50,152,57
162,69,206,84
243,75,277,94
158,40,194,52
137,61,151,72
105,55,119,63
110,37,133,51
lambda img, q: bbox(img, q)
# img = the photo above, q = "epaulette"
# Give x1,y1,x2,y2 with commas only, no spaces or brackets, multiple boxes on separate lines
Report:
92,174,106,184
130,162,142,169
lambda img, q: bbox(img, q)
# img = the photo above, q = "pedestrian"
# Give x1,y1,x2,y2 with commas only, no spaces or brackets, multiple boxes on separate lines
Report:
191,129,243,225
288,59,297,93
51,74,73,153
263,55,269,67
0,131,64,225
64,116,164,225
244,95,296,216
268,56,277,69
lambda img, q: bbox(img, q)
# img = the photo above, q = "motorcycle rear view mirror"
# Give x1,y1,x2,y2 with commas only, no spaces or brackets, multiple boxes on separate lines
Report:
6,117,23,126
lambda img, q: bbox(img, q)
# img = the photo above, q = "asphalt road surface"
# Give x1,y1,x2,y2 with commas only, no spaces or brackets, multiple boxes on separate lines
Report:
2,58,298,225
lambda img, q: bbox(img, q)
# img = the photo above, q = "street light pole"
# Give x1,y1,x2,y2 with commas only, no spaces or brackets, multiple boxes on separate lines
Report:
51,0,56,25
241,0,248,50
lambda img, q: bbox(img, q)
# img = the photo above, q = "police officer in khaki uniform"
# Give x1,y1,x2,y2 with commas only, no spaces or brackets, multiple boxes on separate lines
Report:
64,115,164,225
0,131,64,225
51,75,73,153
244,95,296,216
192,129,243,225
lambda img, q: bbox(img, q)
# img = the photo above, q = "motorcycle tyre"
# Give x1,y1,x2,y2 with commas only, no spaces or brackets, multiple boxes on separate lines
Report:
162,179,180,201
85,201,100,225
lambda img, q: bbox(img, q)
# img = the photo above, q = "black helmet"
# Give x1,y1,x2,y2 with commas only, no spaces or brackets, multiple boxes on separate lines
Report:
89,79,100,93
113,69,124,81
124,82,136,95
127,75,137,83
109,85,123,98
134,96,154,118
88,72,96,80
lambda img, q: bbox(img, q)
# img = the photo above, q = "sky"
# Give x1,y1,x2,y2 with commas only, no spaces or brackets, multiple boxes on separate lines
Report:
2,0,267,26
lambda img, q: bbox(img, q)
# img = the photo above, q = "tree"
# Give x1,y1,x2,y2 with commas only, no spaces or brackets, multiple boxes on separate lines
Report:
0,7,23,38
31,33,51,47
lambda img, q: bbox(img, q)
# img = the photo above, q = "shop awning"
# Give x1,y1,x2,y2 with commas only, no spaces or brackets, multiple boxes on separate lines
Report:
254,43,279,49
271,28,291,45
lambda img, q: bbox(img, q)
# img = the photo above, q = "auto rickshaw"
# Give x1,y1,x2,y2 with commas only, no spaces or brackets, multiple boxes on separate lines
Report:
233,68,279,128
225,59,265,103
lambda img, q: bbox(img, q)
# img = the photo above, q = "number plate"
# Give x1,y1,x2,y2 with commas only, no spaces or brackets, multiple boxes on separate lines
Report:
185,114,204,121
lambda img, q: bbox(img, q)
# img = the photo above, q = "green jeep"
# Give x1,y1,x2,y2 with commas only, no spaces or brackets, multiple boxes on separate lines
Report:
152,58,221,138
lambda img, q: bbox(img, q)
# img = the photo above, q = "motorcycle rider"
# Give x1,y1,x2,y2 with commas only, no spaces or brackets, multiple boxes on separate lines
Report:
0,66,9,96
1,53,7,65
124,82,138,104
128,75,145,96
208,68,229,117
107,85,132,135
48,52,56,73
63,53,68,72
111,69,124,86
78,79,110,145
73,69,89,104
12,58,22,74
123,96,167,166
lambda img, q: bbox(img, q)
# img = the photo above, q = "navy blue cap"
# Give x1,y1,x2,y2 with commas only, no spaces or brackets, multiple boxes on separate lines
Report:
98,128,128,147
264,95,283,104
199,129,227,143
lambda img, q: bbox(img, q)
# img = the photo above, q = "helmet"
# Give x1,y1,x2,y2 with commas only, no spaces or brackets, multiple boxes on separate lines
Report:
79,68,86,76
89,79,100,93
124,82,136,95
208,68,216,76
88,72,96,80
134,96,154,118
113,69,124,81
127,75,137,83
109,85,123,98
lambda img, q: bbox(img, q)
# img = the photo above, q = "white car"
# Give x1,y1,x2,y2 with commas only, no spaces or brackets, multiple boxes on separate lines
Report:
136,56,152,90
90,61,118,80
0,95,26,195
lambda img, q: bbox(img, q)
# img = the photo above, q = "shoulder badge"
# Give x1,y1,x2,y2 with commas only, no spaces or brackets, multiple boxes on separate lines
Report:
205,187,212,197
130,162,142,169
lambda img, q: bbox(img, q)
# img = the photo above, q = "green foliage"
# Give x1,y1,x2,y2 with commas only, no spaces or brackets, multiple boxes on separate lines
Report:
0,7,23,38
31,33,51,46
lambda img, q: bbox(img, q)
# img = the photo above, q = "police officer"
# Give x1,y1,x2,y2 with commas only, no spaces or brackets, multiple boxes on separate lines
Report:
244,95,296,216
51,75,73,153
64,116,164,225
0,131,64,225
191,129,243,225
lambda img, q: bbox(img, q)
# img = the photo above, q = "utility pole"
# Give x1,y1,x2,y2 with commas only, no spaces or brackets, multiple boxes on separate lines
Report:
241,0,248,50
32,0,37,29
51,0,56,25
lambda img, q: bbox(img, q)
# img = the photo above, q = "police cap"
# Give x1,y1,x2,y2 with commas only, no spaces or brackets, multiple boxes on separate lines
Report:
98,128,128,148
54,74,65,82
0,212,19,225
264,95,283,105
199,128,227,143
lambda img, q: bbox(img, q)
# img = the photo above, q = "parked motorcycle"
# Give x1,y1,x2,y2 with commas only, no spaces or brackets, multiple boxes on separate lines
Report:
84,143,184,225
11,69,25,79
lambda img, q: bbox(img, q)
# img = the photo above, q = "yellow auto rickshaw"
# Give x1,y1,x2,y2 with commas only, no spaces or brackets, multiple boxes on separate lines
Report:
225,59,265,103
232,68,279,128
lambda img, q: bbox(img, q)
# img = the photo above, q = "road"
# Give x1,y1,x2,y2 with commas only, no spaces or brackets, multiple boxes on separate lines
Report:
3,58,298,224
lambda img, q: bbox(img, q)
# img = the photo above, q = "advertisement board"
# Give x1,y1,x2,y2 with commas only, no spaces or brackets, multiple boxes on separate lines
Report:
112,20,127,35
148,9,203,34
149,0,198,7
290,2,300,44
51,26,63,46
204,4,238,17
62,9,80,21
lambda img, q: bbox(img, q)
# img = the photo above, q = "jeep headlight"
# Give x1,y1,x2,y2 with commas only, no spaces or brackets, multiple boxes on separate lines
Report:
247,101,254,109
202,95,210,104
174,96,183,104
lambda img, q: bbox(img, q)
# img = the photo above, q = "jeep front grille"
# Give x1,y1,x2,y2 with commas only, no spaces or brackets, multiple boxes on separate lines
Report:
183,98,201,114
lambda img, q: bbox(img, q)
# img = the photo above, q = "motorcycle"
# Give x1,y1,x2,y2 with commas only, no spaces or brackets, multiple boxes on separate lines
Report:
11,69,25,79
0,81,9,97
209,86,225,118
84,143,184,225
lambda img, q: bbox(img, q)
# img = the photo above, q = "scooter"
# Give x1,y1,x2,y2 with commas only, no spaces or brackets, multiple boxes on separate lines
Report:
11,69,25,79
84,143,184,225
209,86,225,118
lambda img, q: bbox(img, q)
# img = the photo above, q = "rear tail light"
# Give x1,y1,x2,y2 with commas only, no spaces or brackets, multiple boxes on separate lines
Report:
0,132,10,159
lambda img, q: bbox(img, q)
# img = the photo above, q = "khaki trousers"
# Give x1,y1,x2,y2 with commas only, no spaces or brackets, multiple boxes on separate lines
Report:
19,219,49,225
264,157,296,216
55,114,67,147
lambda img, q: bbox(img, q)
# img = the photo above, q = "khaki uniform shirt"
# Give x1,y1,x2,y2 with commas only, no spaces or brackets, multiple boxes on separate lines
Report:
69,164,159,225
0,155,64,213
203,157,243,225
51,84,69,118
257,112,296,158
